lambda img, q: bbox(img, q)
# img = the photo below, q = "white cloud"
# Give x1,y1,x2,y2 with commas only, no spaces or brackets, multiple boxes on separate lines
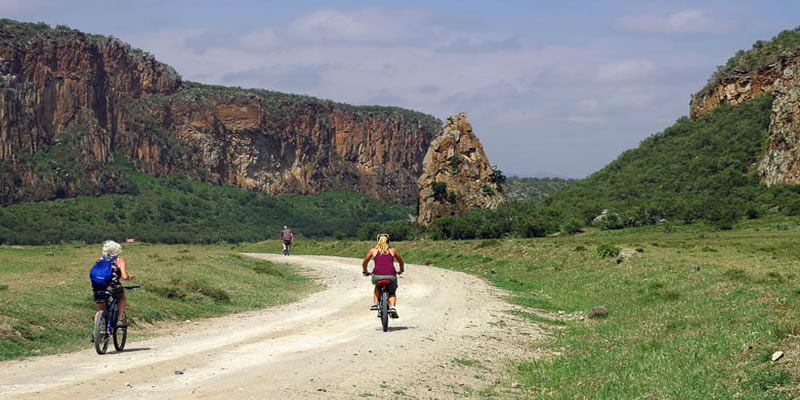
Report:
119,6,713,177
237,29,281,51
596,60,656,82
615,9,736,35
286,8,430,45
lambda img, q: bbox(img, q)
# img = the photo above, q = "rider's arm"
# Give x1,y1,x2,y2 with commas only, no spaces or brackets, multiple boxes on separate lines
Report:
117,257,134,280
362,249,374,274
393,249,405,273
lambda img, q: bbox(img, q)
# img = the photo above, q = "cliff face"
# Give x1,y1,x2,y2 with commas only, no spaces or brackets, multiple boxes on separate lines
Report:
0,20,439,205
417,112,505,226
689,35,800,185
689,57,793,119
759,63,800,184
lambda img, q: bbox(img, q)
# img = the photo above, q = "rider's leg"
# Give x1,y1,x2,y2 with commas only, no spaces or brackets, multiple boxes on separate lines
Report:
373,285,379,304
118,294,127,325
388,294,397,307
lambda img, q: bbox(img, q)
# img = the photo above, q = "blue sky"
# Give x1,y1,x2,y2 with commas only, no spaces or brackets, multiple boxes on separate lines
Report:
3,0,800,177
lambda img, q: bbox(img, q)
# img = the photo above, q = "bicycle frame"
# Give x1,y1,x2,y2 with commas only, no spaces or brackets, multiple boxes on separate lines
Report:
95,291,119,337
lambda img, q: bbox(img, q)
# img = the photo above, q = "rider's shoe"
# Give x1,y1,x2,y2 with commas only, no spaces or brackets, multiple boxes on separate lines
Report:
370,304,379,311
389,307,399,319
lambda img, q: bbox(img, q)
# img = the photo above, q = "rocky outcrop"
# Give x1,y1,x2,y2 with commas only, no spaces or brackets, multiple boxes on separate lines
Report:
417,112,505,226
759,62,800,184
689,57,793,119
0,20,439,205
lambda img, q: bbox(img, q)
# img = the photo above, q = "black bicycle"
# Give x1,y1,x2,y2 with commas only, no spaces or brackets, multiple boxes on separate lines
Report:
364,273,399,332
93,285,140,354
283,240,292,256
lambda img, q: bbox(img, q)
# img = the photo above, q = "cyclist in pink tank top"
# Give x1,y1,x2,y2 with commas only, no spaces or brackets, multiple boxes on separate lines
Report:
362,234,405,317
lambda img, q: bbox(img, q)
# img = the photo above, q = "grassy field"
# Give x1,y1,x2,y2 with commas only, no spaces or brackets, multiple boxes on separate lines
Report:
246,216,800,399
0,243,316,360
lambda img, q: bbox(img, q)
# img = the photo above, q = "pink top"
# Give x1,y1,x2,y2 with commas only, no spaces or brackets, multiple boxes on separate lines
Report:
372,253,396,276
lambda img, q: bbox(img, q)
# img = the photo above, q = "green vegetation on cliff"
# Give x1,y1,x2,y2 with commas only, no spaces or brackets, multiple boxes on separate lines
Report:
700,25,800,96
0,172,413,244
504,176,573,201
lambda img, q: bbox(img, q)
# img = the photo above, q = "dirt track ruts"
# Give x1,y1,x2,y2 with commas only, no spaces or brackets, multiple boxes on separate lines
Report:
0,254,543,399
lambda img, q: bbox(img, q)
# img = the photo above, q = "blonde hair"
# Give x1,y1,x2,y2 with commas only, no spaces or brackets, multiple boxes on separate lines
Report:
102,240,122,257
374,234,390,255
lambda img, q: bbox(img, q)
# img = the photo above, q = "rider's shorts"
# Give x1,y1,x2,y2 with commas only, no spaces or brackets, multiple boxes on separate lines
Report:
283,240,292,246
92,283,124,303
371,275,398,295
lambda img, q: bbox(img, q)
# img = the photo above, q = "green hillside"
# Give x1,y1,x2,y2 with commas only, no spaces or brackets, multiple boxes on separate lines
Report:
430,94,800,239
0,172,412,244
549,94,800,228
504,177,573,201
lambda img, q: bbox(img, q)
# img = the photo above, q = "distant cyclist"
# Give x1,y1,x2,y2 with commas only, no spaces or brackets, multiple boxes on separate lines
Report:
91,241,134,335
362,234,404,317
280,225,294,255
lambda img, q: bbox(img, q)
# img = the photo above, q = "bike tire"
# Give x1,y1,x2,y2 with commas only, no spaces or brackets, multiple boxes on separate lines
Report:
380,290,389,332
113,312,128,352
93,310,109,355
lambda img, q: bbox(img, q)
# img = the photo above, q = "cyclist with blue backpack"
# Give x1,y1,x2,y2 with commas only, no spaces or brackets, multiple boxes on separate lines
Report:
90,241,134,333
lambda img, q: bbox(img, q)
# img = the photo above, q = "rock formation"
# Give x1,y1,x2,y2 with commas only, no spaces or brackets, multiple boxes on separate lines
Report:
759,62,800,184
689,41,800,185
417,112,506,226
0,20,440,205
689,56,794,119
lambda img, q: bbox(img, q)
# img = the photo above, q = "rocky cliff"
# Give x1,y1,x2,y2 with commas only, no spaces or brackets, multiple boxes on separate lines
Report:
417,112,505,226
689,27,800,185
689,57,792,119
0,20,440,205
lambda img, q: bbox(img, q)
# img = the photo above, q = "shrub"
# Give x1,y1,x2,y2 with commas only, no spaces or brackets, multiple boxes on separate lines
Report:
596,244,620,258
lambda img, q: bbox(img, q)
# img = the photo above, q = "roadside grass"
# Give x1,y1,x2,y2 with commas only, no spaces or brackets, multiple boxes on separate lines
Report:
0,244,315,360
245,217,800,399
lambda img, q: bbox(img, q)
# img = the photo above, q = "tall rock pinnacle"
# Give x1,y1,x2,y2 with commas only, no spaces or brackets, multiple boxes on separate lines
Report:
417,112,506,226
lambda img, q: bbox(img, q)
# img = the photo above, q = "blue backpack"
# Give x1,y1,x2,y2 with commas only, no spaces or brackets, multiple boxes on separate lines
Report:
89,256,117,286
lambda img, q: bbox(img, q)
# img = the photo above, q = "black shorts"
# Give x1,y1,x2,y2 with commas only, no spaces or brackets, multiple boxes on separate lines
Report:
92,283,123,303
283,240,292,246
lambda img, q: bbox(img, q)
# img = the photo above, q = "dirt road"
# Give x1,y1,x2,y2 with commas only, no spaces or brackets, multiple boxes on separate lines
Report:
0,254,542,399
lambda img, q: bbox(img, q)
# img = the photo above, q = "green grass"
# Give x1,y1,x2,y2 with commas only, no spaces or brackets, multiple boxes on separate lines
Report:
0,243,316,360
247,216,800,399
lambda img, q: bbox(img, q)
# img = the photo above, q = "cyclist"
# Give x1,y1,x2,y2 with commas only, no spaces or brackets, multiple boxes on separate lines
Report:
91,241,135,335
280,225,294,254
362,233,404,317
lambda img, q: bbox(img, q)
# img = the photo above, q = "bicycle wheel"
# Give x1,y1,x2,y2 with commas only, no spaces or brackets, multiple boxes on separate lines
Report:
113,312,128,351
380,290,389,332
93,310,109,355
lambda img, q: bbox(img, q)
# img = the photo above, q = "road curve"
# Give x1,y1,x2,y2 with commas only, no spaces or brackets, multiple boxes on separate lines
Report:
0,254,541,399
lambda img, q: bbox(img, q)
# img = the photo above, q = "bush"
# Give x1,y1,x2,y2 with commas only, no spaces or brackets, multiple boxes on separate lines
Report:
596,244,620,258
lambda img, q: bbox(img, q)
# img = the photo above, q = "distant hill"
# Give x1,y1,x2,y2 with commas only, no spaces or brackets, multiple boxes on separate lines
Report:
503,177,573,201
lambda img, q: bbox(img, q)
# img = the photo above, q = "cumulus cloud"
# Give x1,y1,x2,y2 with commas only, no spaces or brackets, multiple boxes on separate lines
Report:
615,9,736,35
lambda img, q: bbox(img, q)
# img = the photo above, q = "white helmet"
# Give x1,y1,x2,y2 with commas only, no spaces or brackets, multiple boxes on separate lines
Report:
102,240,122,257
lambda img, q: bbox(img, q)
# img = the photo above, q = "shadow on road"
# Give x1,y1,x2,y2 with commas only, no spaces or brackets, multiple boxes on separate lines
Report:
116,347,151,353
381,326,413,332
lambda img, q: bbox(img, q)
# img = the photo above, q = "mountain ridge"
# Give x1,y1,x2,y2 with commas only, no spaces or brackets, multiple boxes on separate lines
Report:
0,19,442,205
